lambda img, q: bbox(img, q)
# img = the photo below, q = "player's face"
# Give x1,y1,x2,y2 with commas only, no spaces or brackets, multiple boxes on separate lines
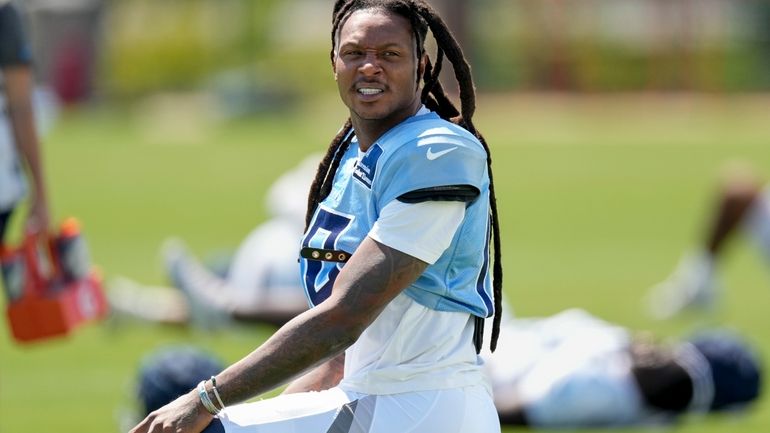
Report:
333,10,424,129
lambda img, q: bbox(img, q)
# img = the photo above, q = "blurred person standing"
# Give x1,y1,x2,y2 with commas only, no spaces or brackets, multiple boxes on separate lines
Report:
130,0,503,432
0,0,50,244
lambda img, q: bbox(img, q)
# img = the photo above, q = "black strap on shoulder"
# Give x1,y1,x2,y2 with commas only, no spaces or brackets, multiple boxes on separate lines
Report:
397,184,479,204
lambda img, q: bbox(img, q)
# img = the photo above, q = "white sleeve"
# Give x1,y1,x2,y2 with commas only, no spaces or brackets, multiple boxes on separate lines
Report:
368,200,465,264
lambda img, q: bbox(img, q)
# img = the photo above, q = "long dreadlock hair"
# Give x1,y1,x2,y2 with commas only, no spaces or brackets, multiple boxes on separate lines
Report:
305,0,503,352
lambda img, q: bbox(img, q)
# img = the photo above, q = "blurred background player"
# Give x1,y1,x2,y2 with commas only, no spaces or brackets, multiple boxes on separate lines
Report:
119,345,225,432
485,309,762,428
0,0,54,245
647,162,770,319
107,155,317,327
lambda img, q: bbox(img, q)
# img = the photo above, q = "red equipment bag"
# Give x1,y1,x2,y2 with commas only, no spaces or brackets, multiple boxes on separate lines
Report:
1,218,109,343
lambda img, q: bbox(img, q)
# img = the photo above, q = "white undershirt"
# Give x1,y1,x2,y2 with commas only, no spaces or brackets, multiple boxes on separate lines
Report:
341,108,483,395
361,104,465,263
368,200,465,264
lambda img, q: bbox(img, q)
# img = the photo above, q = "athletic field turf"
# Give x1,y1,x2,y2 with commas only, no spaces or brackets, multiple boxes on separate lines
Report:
1,94,769,432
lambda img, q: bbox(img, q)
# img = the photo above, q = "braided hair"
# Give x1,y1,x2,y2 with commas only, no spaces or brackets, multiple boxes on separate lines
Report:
306,0,503,352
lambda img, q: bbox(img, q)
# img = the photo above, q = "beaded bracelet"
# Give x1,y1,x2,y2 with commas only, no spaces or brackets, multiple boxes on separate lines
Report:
197,380,221,415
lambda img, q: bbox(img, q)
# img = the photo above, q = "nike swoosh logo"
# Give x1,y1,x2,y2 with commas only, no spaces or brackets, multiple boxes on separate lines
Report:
426,146,458,160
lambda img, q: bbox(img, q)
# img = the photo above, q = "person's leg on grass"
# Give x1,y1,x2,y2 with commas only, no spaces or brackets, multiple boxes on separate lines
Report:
648,166,762,318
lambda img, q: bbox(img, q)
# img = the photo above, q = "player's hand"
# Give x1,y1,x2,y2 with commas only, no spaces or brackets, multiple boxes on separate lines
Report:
129,390,214,433
25,196,49,235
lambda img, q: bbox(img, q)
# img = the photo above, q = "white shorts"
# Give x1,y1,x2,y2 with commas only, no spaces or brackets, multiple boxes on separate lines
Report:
208,385,499,433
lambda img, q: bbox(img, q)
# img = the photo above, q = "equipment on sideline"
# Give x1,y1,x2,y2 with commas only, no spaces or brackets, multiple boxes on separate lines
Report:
1,217,108,343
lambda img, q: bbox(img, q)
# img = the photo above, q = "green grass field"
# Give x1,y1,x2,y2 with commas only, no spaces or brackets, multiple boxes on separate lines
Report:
1,94,769,432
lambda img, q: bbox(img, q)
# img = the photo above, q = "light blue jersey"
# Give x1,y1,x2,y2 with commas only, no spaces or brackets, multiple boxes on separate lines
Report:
300,111,493,318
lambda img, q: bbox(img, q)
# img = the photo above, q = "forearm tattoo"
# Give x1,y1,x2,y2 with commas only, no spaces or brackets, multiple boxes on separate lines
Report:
213,239,427,406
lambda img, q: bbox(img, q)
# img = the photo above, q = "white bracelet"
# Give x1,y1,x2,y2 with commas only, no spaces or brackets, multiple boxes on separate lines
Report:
210,376,227,411
197,380,221,415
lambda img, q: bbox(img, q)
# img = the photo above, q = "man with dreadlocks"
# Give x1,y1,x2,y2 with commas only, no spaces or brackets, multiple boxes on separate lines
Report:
131,1,502,432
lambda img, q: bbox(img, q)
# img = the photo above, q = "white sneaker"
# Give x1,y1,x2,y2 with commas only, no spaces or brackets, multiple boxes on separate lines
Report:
161,238,231,329
107,276,189,324
646,252,719,319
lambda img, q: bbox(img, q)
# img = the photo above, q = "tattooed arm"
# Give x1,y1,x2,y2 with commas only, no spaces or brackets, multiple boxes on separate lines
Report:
282,352,346,394
130,237,428,433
